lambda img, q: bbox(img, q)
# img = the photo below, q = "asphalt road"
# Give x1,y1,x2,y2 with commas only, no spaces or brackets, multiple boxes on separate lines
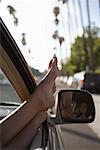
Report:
61,123,100,150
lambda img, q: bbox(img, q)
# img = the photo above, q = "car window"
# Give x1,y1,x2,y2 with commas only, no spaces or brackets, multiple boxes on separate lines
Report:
0,69,21,104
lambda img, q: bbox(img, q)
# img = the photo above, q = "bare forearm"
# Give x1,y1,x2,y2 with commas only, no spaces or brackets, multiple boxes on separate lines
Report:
3,112,47,149
0,96,41,146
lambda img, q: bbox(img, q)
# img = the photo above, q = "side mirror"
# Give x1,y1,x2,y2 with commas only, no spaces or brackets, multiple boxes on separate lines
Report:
50,90,95,124
58,90,95,123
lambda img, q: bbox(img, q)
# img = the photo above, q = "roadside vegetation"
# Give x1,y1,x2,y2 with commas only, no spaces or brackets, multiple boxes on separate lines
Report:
62,26,100,76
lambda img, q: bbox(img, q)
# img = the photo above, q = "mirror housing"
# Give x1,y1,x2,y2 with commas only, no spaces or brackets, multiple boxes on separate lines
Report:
50,90,95,124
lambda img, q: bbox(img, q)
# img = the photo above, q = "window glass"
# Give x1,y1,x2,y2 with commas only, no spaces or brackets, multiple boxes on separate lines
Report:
0,69,21,104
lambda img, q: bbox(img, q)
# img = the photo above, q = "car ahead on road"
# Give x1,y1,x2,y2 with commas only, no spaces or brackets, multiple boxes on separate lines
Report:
0,18,96,150
81,73,100,94
72,71,100,94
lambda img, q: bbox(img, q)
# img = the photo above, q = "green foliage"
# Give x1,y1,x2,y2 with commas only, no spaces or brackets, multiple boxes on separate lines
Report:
93,38,100,68
63,26,100,76
95,68,100,74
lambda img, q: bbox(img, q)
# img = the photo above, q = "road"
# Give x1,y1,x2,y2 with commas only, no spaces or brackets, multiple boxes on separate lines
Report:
56,81,100,150
61,123,100,150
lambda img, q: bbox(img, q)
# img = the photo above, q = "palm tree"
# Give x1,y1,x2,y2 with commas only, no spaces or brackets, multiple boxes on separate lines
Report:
53,6,60,17
21,33,26,46
13,16,18,26
7,5,16,16
28,49,31,54
7,5,18,26
58,0,68,4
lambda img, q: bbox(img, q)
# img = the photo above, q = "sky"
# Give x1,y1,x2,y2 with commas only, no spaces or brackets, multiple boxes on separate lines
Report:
0,0,100,72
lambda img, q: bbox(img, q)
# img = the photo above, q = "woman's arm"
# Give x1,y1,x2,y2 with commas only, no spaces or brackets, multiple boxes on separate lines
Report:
4,112,47,149
0,95,41,146
0,56,59,146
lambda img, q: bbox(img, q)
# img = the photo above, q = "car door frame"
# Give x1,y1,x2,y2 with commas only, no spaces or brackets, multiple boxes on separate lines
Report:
0,18,37,101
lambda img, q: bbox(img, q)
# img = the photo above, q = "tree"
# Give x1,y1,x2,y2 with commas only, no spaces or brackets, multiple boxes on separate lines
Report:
21,33,27,46
7,5,18,26
1,1,33,66
63,26,100,76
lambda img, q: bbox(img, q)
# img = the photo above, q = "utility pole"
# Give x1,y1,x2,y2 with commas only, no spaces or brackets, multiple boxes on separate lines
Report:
72,0,78,37
66,1,72,46
86,0,95,72
78,0,89,71
99,0,100,17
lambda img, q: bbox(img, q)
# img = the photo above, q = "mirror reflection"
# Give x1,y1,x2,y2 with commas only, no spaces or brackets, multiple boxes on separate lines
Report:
59,90,95,122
